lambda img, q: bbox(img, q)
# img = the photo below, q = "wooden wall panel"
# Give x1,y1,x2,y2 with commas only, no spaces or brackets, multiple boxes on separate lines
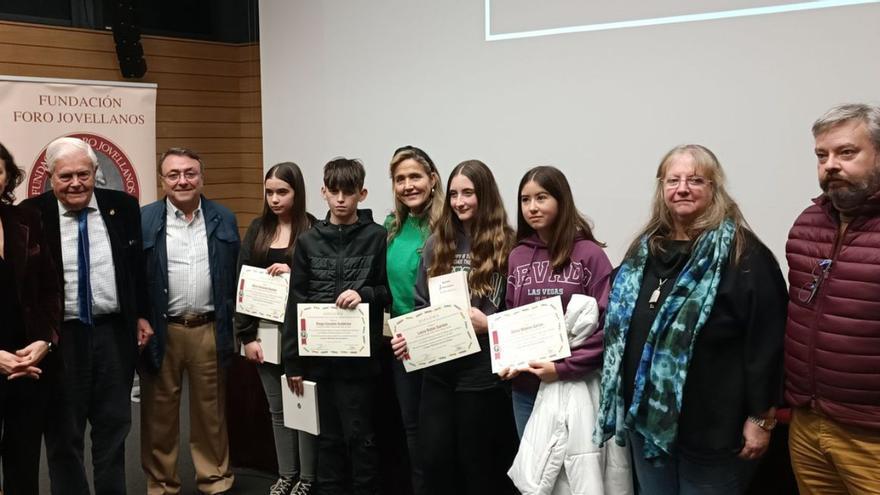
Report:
0,20,264,236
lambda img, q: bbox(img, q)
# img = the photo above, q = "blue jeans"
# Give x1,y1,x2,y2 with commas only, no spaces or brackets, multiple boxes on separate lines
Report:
512,389,537,438
628,431,758,495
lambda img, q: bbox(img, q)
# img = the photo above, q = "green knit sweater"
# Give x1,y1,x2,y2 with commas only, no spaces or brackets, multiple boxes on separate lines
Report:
385,213,430,318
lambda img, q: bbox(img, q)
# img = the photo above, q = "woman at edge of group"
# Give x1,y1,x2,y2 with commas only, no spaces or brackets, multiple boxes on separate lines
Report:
391,160,519,495
235,162,317,495
594,144,788,495
384,145,443,495
499,165,613,436
0,142,61,494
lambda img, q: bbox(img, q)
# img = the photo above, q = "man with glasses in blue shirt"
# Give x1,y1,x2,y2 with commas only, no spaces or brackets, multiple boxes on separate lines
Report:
139,148,239,495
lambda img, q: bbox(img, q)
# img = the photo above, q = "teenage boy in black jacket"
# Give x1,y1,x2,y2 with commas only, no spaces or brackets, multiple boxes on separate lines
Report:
282,157,390,495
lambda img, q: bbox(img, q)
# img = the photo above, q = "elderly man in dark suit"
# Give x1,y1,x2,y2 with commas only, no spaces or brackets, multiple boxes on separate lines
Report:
21,136,153,495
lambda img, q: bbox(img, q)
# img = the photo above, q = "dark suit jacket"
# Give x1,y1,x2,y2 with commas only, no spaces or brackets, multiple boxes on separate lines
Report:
0,204,61,346
140,196,240,372
20,189,149,356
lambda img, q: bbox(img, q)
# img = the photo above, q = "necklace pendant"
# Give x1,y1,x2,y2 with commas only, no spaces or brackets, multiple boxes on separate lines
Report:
649,288,661,309
648,277,666,310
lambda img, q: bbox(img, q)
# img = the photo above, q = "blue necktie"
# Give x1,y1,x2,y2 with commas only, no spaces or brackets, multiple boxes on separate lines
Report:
77,209,93,326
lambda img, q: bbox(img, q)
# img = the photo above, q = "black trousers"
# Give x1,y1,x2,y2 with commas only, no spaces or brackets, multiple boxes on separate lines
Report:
0,356,53,495
45,317,135,495
418,372,519,495
391,359,426,495
316,377,379,495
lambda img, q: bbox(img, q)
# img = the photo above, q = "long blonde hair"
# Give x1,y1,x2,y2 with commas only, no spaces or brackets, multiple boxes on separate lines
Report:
625,144,750,262
428,160,515,297
387,146,444,240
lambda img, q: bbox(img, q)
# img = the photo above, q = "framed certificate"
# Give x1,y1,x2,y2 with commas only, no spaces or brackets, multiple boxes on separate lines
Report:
236,265,290,323
239,321,281,364
281,376,320,435
487,296,570,373
388,303,481,372
297,303,370,357
428,271,471,309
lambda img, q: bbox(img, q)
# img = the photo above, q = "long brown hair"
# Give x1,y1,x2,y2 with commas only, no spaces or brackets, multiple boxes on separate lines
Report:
625,144,750,262
251,162,312,264
387,146,444,240
428,160,514,297
516,166,605,271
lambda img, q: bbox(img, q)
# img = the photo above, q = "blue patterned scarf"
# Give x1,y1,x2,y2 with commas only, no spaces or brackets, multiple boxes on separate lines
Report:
594,219,735,460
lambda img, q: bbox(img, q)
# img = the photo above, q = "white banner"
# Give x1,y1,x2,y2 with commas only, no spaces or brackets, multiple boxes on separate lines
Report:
0,75,157,204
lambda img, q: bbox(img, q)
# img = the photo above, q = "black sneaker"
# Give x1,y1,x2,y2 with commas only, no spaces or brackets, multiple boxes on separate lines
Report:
291,480,312,495
269,476,295,495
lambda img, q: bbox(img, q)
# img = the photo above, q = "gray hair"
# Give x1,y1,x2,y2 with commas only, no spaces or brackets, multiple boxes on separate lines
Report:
812,103,880,153
45,137,98,173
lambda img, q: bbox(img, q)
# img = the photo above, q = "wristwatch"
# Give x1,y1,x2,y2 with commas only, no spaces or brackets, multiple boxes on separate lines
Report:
748,415,778,431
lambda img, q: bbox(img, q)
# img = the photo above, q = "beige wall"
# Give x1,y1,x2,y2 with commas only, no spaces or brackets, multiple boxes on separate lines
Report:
0,20,263,235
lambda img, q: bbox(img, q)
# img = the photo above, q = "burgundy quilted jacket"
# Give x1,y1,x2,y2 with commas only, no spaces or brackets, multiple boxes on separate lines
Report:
785,195,880,430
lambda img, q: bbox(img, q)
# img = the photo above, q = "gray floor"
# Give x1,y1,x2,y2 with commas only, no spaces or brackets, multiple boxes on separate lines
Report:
38,376,276,494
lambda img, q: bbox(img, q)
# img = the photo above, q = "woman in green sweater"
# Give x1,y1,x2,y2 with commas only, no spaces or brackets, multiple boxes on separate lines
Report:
384,145,443,495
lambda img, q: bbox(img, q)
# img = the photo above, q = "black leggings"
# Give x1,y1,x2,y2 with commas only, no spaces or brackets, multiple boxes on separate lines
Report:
418,372,519,495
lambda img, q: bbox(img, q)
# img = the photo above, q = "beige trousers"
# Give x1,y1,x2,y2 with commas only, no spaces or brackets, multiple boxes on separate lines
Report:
140,321,234,495
790,406,880,495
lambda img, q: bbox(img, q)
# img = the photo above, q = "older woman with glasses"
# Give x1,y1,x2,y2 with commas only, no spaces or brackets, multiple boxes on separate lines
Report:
0,142,61,494
595,144,788,495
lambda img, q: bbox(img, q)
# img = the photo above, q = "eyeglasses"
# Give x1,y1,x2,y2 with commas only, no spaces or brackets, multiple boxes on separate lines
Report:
661,176,711,189
798,258,833,304
162,171,200,182
54,170,93,183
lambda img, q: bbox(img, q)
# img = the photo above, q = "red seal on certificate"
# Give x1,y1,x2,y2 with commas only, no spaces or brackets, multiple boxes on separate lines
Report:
300,318,308,345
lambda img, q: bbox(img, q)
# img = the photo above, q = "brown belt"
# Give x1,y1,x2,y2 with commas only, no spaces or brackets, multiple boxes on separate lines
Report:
167,312,215,327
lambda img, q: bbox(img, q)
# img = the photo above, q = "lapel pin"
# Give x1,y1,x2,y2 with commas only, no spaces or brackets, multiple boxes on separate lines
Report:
110,209,116,216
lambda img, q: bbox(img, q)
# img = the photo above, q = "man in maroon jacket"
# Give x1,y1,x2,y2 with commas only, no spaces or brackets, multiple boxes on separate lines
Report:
785,103,880,494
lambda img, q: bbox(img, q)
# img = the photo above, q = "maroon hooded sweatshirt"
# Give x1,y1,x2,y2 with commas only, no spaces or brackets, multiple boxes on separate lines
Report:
506,233,612,396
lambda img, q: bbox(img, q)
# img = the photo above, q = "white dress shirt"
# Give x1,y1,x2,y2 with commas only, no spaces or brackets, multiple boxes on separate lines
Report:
166,198,214,316
59,195,119,320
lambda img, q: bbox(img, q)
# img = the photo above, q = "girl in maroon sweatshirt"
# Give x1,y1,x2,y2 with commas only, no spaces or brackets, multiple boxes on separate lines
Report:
500,166,612,437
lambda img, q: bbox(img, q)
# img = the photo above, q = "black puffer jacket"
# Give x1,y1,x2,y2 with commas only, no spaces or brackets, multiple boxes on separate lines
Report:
282,209,390,378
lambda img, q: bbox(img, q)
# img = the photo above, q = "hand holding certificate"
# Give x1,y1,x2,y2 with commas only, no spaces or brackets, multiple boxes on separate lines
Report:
389,304,480,372
298,303,370,357
487,296,570,374
236,265,290,323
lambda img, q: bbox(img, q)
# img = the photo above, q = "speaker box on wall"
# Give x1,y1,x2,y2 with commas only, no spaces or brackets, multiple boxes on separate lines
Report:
111,0,147,78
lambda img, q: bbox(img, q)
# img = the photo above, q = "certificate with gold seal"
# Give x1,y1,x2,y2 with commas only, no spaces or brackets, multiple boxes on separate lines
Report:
388,303,480,373
236,265,290,323
297,303,370,357
487,296,570,373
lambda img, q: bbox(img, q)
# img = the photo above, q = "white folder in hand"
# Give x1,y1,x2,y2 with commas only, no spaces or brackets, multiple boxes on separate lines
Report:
281,375,320,435
240,321,282,364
